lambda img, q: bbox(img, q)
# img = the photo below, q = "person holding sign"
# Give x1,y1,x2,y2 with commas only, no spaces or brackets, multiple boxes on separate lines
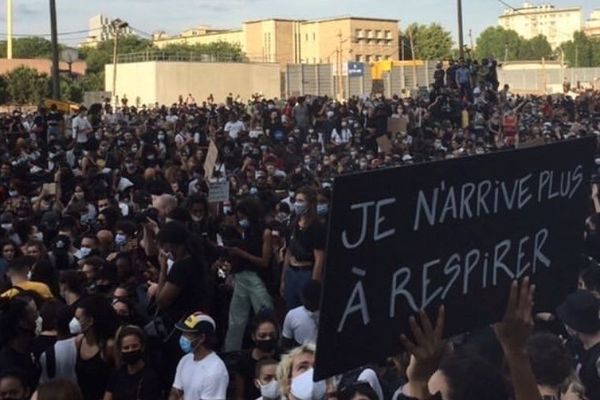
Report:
397,279,541,400
281,187,326,310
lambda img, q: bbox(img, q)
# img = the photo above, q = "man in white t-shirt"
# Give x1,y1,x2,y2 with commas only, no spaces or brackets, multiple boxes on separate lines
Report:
282,280,321,348
223,113,245,140
71,107,92,145
170,312,229,400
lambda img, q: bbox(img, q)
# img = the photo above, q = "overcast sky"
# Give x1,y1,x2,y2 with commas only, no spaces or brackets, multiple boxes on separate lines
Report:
0,0,598,47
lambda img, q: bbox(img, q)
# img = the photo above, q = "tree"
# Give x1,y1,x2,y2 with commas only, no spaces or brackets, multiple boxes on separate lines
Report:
4,66,50,105
79,36,153,74
520,34,553,60
560,31,600,68
161,41,245,61
0,37,54,58
475,26,524,61
401,23,453,60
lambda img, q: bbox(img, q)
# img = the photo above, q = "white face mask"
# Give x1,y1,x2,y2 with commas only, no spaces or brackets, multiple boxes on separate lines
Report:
167,258,175,273
1,223,12,231
69,317,82,335
290,368,326,400
259,379,281,400
27,270,33,280
32,232,44,241
35,315,43,336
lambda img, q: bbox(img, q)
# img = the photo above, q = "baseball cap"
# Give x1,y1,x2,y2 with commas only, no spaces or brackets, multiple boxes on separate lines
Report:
557,290,600,334
175,312,216,335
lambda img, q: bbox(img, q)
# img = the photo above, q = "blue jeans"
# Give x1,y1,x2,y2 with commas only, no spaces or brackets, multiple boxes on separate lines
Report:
284,268,312,310
224,270,273,352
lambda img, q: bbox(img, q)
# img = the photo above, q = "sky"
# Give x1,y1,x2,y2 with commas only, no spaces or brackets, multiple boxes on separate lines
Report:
0,0,598,47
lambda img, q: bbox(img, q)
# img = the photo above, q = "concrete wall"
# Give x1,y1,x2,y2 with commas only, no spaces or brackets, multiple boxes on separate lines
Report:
105,61,281,105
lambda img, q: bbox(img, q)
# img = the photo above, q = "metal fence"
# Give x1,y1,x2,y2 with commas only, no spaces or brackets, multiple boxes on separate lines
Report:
382,61,438,98
116,51,245,64
498,67,600,94
285,64,334,97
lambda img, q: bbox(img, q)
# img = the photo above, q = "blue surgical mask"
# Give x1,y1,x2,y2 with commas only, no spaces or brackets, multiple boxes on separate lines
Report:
317,204,329,216
249,187,258,195
179,336,194,354
294,202,309,216
115,233,127,247
79,246,92,258
239,219,250,229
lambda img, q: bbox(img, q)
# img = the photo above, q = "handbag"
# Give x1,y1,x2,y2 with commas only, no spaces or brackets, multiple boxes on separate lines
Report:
143,307,176,343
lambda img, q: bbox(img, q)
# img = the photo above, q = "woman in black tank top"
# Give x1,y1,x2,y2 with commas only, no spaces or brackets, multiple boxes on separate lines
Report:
71,295,119,400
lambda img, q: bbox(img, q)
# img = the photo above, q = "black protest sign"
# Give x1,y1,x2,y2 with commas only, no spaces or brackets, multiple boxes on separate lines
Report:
315,137,595,380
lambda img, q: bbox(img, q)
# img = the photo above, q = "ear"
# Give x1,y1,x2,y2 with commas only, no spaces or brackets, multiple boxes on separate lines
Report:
255,379,261,390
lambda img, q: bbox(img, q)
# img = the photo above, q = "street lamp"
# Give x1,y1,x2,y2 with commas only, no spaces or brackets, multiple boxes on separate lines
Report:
111,18,129,108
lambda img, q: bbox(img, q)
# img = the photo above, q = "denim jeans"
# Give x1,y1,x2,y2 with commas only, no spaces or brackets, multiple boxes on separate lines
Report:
224,270,273,352
284,267,312,310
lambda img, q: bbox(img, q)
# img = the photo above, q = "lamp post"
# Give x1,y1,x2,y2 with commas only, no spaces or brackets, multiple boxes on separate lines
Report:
457,0,465,59
111,18,129,108
6,0,13,59
50,0,60,99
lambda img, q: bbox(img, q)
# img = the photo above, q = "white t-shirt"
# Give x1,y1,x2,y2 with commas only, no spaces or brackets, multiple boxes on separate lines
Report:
282,306,318,345
224,120,245,140
173,351,229,400
72,115,92,143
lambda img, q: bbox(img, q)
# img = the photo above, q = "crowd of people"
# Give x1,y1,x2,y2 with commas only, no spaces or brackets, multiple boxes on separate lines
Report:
0,57,600,400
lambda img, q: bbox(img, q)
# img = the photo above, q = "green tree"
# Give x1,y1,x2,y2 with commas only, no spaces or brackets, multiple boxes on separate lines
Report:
79,36,153,74
5,66,50,105
0,37,54,58
520,34,553,60
475,26,524,61
560,31,600,67
161,41,244,61
402,23,453,60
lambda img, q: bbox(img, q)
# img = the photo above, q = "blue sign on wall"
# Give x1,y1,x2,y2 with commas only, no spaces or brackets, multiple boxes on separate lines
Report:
347,62,365,77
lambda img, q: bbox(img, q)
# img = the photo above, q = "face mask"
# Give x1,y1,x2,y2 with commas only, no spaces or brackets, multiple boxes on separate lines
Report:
260,379,281,400
291,368,326,400
35,315,43,336
191,215,203,222
179,335,195,354
95,132,102,141
8,190,18,197
158,134,165,141
275,212,289,223
167,258,175,273
317,204,329,216
121,349,143,365
27,270,33,280
223,206,231,215
1,223,12,231
249,187,258,195
69,317,82,335
239,219,250,229
131,146,138,153
115,233,127,247
74,192,84,200
125,162,134,169
32,232,44,241
294,202,309,216
255,338,277,353
79,246,92,258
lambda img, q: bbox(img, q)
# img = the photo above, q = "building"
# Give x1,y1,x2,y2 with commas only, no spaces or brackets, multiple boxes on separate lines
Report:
498,2,581,49
82,14,135,48
584,10,600,37
153,16,399,68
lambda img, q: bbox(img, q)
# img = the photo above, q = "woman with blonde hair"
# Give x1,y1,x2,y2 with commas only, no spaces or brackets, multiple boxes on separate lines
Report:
276,343,327,400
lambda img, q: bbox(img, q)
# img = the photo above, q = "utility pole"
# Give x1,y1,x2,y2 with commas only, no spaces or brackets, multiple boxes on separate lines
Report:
49,0,60,100
111,19,129,108
6,0,13,59
457,0,464,59
337,30,344,100
408,27,417,87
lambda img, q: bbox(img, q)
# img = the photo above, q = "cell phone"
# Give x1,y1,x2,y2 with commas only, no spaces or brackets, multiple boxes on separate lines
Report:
43,183,57,195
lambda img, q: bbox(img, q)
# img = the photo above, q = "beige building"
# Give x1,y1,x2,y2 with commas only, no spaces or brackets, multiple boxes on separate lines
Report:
153,16,399,68
585,10,600,37
82,14,135,48
498,2,582,49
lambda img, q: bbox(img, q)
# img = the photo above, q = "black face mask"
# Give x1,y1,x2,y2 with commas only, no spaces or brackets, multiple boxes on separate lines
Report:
255,338,277,353
121,349,143,365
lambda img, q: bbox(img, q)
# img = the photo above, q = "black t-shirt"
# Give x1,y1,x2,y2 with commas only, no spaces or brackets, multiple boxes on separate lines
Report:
235,350,281,400
288,219,326,264
166,256,207,323
32,334,57,361
106,365,161,400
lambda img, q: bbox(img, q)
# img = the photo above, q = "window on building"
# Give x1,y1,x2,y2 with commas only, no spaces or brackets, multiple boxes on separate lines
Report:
366,29,373,38
384,55,391,60
375,30,382,38
366,55,372,63
305,33,308,41
313,32,316,41
313,57,316,63
385,30,392,39
375,55,381,61
356,29,363,38
356,55,362,62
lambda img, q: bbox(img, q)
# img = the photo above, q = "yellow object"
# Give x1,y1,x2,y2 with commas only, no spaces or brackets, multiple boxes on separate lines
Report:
44,99,79,113
461,110,469,129
370,60,425,80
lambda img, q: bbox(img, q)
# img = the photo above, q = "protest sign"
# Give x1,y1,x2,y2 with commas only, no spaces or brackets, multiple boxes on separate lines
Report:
208,181,230,203
315,137,595,380
204,139,218,180
376,135,393,154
